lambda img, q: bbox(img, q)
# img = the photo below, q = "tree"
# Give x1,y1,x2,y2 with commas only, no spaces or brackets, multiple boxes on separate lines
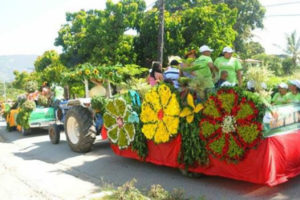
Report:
242,41,265,59
159,0,266,54
135,3,237,66
253,54,283,76
34,50,60,72
55,0,146,67
285,31,300,71
12,71,41,90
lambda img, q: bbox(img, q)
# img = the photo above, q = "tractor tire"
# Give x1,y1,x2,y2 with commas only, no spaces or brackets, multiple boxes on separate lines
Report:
21,127,31,136
49,124,61,144
64,106,95,153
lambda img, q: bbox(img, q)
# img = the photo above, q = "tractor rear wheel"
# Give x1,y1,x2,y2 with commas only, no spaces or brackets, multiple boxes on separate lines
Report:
64,106,95,153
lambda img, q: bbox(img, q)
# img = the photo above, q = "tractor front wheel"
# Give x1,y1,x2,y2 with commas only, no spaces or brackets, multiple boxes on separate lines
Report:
49,124,61,144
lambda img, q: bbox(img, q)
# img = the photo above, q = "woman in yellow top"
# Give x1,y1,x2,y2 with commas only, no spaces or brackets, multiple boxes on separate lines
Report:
214,47,243,86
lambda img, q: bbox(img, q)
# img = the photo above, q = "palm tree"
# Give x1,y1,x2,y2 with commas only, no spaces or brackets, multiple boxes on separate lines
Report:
285,31,300,70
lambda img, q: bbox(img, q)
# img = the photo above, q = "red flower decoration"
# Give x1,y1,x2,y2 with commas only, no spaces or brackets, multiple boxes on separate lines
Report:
200,89,263,162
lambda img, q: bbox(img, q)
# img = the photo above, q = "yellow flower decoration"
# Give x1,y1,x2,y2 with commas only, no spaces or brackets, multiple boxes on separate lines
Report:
179,93,203,123
93,69,99,75
85,69,91,75
140,84,180,144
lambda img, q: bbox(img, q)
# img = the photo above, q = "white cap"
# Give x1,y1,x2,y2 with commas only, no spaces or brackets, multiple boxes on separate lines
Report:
288,80,300,89
221,81,235,87
247,80,267,90
223,47,234,53
199,45,213,53
278,83,288,89
247,80,255,90
261,82,267,90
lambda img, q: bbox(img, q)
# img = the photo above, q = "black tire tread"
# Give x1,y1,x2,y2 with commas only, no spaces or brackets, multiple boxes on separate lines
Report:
64,106,95,153
49,124,61,144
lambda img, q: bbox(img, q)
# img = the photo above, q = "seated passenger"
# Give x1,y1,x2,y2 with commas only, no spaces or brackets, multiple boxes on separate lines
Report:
163,60,180,89
271,83,288,105
147,62,164,86
215,71,228,88
285,80,300,103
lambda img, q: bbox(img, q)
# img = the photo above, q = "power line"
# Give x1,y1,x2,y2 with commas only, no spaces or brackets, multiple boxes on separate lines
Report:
266,14,300,17
264,1,300,7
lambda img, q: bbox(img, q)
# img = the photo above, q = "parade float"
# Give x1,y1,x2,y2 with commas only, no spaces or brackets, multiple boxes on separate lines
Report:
49,63,300,186
103,84,300,186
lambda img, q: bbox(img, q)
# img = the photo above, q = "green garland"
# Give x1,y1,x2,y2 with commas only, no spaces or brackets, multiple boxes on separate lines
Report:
16,100,36,129
178,118,209,169
131,104,148,159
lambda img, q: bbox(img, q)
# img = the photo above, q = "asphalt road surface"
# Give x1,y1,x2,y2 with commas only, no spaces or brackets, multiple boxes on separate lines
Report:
0,121,300,200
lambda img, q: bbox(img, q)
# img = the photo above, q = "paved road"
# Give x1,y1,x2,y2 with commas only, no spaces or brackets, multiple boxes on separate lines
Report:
0,121,300,200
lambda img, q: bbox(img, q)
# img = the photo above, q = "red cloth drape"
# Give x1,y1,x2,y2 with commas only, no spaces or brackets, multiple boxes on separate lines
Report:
111,131,300,186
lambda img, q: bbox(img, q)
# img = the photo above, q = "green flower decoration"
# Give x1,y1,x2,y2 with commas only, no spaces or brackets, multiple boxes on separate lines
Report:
103,98,135,149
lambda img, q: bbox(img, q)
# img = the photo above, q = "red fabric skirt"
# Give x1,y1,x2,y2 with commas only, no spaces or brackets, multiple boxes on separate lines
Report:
111,131,300,186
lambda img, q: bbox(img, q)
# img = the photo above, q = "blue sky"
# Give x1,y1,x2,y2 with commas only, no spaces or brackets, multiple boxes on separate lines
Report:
0,0,299,55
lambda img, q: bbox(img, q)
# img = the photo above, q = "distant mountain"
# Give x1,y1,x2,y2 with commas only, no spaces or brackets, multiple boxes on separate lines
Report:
0,55,38,82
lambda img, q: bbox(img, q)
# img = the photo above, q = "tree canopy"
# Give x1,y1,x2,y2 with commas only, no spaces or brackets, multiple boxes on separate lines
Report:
34,50,60,72
55,0,146,67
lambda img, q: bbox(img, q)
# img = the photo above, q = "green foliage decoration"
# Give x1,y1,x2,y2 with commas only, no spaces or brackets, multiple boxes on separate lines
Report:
24,81,38,93
16,100,36,129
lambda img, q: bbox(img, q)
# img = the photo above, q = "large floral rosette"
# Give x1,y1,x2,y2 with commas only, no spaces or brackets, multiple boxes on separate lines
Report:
140,84,181,144
199,89,263,162
103,98,135,149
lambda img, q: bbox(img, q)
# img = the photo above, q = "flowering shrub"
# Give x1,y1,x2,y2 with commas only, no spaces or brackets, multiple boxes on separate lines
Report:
200,89,263,162
140,84,180,144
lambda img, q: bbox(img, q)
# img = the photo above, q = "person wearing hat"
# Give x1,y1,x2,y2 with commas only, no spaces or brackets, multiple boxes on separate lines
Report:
214,47,243,86
285,80,300,103
182,45,216,88
271,83,288,105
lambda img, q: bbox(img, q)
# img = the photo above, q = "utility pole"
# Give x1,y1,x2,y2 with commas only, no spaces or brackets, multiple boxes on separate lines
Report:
158,0,165,64
3,81,6,102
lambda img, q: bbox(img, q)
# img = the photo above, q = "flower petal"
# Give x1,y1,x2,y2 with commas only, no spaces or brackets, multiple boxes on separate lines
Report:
164,94,180,116
200,120,220,139
140,102,158,123
194,103,204,113
115,98,126,117
103,113,116,129
163,116,179,135
236,123,260,145
124,123,135,142
208,134,226,157
186,114,194,124
106,100,118,116
154,121,170,143
118,128,129,149
227,135,244,159
187,93,195,109
142,123,157,140
145,89,161,112
202,98,222,119
218,93,236,114
108,126,119,143
179,107,193,118
158,84,172,107
235,103,254,121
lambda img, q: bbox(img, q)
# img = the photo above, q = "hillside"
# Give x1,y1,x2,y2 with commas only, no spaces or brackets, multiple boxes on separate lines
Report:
0,55,37,82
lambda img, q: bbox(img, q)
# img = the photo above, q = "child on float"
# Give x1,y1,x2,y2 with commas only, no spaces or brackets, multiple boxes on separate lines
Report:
271,83,288,105
215,71,229,88
285,80,300,103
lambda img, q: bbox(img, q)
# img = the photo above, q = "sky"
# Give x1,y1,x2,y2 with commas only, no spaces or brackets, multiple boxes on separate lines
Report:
0,0,299,56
